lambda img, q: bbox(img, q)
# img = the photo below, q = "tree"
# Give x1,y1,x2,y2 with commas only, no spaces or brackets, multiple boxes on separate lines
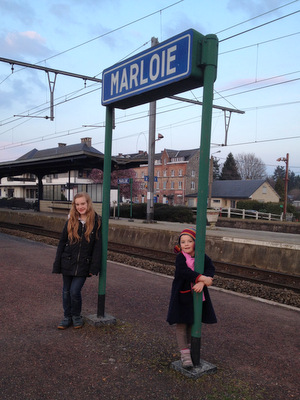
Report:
271,167,300,197
275,178,285,201
235,153,267,180
220,152,241,180
289,188,300,201
89,168,141,200
273,166,285,181
288,171,300,191
213,157,221,180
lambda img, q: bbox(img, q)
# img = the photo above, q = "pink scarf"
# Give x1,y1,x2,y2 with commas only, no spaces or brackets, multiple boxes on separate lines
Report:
182,251,205,301
182,251,195,271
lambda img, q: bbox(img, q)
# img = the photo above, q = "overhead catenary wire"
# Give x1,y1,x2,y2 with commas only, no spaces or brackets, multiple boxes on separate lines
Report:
0,72,299,152
219,9,300,42
0,1,299,166
216,0,300,35
0,0,183,81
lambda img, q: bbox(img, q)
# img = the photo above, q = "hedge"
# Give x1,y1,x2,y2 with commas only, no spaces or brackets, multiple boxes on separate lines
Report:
111,203,194,223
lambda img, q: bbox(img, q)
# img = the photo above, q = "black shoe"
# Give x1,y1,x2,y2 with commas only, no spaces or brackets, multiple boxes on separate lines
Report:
57,317,72,330
72,316,84,329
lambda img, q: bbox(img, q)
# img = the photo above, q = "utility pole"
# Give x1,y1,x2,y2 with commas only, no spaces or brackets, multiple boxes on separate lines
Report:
276,153,289,220
146,37,159,222
208,156,213,209
208,150,221,208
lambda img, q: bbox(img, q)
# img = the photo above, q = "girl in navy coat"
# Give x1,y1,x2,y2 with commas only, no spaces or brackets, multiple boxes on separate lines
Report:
53,192,101,330
167,228,217,368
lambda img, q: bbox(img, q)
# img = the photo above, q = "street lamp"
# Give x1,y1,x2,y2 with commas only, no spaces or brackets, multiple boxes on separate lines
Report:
276,153,289,220
208,150,221,208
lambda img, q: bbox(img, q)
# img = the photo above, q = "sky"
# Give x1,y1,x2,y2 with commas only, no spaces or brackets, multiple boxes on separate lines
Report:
0,0,299,176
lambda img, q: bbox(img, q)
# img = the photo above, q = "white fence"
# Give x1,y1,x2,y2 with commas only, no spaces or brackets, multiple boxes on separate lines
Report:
219,207,284,222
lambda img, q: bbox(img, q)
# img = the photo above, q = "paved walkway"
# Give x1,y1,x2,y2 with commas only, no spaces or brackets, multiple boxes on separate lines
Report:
109,216,300,245
1,232,299,400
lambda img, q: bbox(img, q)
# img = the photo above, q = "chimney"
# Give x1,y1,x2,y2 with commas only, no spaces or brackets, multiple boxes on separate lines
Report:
81,137,92,147
58,143,66,147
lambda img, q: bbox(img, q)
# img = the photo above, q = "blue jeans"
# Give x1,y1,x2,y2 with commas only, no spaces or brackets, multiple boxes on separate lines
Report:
62,276,86,318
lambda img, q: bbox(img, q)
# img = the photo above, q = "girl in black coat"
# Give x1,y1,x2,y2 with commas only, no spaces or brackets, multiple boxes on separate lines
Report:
167,228,217,368
53,192,101,329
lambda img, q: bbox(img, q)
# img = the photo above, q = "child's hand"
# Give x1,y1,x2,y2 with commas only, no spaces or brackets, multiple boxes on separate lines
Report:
197,275,213,286
192,282,205,293
203,276,213,286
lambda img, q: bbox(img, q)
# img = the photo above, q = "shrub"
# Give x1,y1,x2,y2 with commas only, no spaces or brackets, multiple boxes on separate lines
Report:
111,203,194,223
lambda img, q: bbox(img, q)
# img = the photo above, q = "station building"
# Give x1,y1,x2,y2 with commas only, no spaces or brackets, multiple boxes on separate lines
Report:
0,138,280,210
129,148,200,206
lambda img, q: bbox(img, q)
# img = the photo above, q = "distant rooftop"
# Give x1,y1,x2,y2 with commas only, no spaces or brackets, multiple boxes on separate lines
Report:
212,179,266,198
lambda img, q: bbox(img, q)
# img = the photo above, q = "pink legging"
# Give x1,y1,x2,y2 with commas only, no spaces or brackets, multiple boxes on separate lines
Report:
176,323,192,351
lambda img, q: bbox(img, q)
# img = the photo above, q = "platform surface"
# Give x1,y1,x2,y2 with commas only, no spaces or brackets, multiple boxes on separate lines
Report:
0,232,299,399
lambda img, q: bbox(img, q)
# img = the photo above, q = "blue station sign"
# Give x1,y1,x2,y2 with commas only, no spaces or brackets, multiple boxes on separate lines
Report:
101,29,206,109
117,178,130,184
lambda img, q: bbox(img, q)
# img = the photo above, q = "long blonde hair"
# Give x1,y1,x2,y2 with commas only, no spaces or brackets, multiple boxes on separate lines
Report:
67,192,99,243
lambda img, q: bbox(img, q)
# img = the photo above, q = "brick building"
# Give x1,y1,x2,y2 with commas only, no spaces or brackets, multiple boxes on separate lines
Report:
131,148,200,206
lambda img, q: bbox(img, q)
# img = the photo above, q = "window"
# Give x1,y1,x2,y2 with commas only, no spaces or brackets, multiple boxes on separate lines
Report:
171,157,184,162
191,170,195,177
163,170,167,177
191,181,195,190
156,182,159,189
141,172,144,178
28,189,36,199
262,185,267,194
171,170,175,177
179,169,182,176
178,181,182,189
171,181,175,189
157,171,160,177
163,181,167,189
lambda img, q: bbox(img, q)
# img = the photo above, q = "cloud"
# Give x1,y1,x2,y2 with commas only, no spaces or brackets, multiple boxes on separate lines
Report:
1,31,51,58
49,3,74,22
0,76,38,109
0,0,36,24
227,0,283,17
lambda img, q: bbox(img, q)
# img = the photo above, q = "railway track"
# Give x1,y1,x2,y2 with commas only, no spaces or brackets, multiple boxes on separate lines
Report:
1,221,299,294
107,242,300,293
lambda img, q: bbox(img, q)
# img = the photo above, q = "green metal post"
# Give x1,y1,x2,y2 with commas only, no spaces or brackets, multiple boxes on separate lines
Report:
97,106,113,318
191,34,218,367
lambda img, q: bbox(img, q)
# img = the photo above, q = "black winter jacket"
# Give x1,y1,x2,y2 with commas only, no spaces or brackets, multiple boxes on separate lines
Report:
52,215,102,277
166,252,217,325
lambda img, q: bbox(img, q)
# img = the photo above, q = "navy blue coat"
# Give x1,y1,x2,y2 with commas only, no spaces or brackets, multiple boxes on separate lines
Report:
52,215,102,277
167,252,217,325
